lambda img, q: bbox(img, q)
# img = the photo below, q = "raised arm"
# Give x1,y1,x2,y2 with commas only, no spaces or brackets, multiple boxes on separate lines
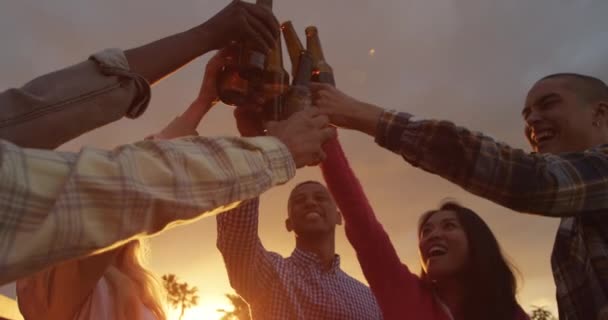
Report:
312,83,608,217
216,199,279,301
0,134,294,285
320,137,427,314
0,1,279,149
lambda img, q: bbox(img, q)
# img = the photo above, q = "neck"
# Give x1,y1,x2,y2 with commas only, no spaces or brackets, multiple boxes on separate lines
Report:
295,231,336,269
435,277,466,317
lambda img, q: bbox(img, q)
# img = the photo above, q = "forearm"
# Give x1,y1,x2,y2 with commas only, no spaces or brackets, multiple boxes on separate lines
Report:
0,49,150,149
125,26,212,85
375,110,608,216
216,198,273,300
0,135,295,284
321,138,404,271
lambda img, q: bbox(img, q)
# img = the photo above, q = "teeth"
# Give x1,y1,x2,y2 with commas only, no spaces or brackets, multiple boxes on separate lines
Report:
532,130,555,143
429,245,447,256
305,212,321,220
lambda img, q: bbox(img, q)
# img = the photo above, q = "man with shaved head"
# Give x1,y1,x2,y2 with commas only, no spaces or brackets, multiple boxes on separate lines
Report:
311,73,608,320
217,176,382,320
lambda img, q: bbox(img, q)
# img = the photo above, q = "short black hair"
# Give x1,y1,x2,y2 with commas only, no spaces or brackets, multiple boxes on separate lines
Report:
540,73,608,104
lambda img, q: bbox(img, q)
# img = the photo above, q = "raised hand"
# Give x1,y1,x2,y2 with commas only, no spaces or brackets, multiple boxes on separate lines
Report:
310,82,383,136
198,0,280,54
266,108,336,168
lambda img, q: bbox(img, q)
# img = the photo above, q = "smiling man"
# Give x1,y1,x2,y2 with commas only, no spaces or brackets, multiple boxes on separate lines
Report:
310,73,608,320
216,181,382,320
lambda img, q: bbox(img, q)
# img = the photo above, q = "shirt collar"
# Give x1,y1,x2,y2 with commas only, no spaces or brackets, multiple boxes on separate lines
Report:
290,248,341,273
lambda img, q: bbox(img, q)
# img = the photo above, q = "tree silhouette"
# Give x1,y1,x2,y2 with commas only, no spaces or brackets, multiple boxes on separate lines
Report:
529,305,557,320
162,274,199,320
217,293,251,320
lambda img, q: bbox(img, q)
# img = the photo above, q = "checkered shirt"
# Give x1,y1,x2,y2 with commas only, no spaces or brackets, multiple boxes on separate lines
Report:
217,198,383,320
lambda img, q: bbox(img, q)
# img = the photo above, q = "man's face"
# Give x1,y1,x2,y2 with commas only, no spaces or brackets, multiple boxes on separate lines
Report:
523,77,599,154
286,183,341,236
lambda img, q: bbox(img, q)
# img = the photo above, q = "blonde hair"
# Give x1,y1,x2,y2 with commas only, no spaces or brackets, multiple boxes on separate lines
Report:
106,240,167,320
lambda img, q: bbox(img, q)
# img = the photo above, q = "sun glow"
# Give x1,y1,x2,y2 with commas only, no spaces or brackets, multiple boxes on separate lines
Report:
167,297,234,320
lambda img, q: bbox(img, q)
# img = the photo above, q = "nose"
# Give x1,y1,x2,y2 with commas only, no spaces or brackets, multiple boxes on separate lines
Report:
526,108,543,126
303,196,318,208
421,228,442,244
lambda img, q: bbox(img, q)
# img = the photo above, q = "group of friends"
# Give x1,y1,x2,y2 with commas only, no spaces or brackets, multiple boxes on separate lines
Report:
1,1,607,320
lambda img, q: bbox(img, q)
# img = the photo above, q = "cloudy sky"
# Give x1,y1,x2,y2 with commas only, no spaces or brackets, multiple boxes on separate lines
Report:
2,0,608,318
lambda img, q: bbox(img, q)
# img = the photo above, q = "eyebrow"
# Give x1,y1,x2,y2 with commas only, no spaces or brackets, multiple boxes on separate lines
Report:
522,93,561,117
422,217,458,229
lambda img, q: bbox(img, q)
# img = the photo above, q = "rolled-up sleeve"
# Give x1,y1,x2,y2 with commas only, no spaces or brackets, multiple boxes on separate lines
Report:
0,48,151,149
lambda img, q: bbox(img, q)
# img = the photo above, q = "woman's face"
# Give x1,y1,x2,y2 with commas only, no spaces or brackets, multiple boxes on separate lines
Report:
419,210,470,280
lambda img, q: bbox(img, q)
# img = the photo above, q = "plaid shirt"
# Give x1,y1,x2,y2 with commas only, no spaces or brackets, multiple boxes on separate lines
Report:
217,198,383,320
376,110,608,320
0,135,295,285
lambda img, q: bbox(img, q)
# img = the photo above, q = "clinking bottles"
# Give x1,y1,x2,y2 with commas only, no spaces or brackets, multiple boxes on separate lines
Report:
259,29,290,121
240,0,273,81
217,0,273,106
280,50,313,120
281,21,304,77
306,26,335,86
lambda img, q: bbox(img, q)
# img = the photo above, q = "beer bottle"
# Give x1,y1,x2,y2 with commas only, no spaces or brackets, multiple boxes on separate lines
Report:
217,44,250,106
259,33,290,121
217,0,273,106
239,0,273,81
280,21,304,77
306,26,335,86
281,50,313,120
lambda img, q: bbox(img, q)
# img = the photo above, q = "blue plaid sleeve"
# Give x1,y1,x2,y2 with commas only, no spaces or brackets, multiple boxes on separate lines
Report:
375,110,608,216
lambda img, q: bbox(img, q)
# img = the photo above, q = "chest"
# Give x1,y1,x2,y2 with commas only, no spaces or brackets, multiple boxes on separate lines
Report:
254,263,380,320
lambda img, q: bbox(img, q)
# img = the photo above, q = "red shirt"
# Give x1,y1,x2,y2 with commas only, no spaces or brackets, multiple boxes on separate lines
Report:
320,138,530,320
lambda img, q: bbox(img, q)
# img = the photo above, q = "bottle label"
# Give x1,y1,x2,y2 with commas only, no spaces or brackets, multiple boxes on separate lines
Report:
250,52,266,69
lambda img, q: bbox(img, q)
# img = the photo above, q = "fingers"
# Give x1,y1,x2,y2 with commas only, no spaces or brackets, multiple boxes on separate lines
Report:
319,126,337,142
310,113,330,129
240,15,271,54
299,106,321,118
244,11,276,52
307,150,327,167
234,108,264,137
206,48,231,69
241,1,280,40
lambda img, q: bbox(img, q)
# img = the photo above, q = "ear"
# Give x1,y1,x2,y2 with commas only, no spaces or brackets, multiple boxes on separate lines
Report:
336,210,343,226
593,101,608,126
285,218,294,232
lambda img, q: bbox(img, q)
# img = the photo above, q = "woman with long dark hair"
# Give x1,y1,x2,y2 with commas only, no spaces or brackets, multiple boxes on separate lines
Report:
320,138,529,320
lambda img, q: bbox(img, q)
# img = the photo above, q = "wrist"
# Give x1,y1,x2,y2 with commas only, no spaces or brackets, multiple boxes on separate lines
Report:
351,102,384,137
188,24,215,55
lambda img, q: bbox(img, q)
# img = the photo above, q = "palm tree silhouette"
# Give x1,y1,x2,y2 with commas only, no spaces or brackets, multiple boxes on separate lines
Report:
217,293,251,320
162,274,199,320
529,305,557,320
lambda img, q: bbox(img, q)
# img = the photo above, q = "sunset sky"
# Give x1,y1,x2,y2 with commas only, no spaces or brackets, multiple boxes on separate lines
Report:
2,0,608,319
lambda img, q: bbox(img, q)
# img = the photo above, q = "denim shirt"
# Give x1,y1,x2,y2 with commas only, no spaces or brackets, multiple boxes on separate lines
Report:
0,48,151,149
